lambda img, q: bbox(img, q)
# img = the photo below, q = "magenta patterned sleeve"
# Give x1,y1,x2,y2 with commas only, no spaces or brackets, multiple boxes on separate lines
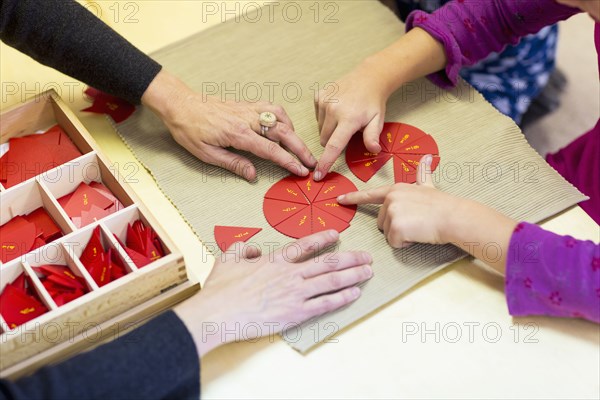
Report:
405,0,579,88
506,222,600,323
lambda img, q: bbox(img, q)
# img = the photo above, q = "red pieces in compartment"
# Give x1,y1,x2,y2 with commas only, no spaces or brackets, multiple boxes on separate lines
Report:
0,208,63,263
79,226,128,287
58,182,124,228
0,273,48,329
113,220,165,268
0,125,82,189
34,265,88,307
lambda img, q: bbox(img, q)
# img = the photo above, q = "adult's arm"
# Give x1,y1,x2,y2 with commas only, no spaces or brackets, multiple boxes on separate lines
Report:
0,0,161,104
0,311,200,399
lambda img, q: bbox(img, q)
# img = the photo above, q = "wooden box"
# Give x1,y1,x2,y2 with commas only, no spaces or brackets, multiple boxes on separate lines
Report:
0,90,197,377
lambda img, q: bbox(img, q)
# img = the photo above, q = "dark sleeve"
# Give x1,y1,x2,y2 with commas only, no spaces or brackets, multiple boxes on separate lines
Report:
0,311,201,400
0,0,162,104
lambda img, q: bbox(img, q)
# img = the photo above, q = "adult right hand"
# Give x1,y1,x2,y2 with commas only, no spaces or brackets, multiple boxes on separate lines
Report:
174,229,373,356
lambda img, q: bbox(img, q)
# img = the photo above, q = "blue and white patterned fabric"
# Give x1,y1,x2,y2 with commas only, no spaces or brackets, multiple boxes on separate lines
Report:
395,0,559,124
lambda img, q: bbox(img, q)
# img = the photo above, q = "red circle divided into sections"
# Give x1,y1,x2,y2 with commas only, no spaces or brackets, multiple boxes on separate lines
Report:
263,172,358,239
345,122,441,183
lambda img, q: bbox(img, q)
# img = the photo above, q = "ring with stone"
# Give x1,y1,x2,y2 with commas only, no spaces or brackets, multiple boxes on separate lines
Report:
259,111,277,137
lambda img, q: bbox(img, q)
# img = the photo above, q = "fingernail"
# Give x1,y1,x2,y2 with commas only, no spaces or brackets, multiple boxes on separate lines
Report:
351,287,361,297
310,154,317,164
424,155,433,167
363,265,373,277
373,143,382,153
301,165,310,176
328,229,338,240
362,252,373,264
313,170,322,181
337,194,345,202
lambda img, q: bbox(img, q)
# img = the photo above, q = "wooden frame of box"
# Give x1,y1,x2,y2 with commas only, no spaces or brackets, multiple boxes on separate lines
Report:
0,90,198,378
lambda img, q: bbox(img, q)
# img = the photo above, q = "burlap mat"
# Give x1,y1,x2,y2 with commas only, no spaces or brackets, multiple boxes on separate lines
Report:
115,1,586,352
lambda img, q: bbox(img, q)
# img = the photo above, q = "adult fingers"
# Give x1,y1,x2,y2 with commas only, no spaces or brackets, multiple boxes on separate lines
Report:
300,250,372,279
337,185,392,205
235,129,310,176
303,286,362,318
266,122,317,168
274,229,340,263
303,264,373,298
188,142,256,181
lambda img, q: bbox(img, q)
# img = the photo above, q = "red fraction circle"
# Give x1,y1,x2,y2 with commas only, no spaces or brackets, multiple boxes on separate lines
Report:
345,122,441,183
263,172,358,239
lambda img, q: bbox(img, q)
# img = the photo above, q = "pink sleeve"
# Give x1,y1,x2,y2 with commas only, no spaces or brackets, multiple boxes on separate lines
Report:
506,222,600,323
405,0,580,88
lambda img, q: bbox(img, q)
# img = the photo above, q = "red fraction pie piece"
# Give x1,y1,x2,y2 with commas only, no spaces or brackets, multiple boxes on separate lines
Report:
289,174,324,202
345,132,387,162
0,283,48,329
396,134,439,156
214,226,263,252
380,122,401,152
0,217,37,263
263,199,309,227
314,172,358,202
63,182,114,218
264,176,310,205
80,226,104,265
393,156,418,184
313,199,357,223
264,172,358,239
390,123,428,152
275,209,312,239
311,207,350,234
24,208,61,241
347,122,441,184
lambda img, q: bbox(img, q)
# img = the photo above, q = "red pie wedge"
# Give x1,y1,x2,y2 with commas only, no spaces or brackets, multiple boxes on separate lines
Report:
346,122,440,184
214,226,263,251
263,172,358,239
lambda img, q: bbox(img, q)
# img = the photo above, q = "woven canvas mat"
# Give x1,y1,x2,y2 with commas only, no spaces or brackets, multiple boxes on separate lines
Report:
115,1,586,352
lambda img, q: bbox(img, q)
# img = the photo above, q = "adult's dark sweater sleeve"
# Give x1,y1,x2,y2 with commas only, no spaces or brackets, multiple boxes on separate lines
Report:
0,0,162,104
0,311,200,399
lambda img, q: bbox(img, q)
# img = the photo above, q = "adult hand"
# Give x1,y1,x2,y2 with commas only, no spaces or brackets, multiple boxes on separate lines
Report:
142,71,317,181
313,59,390,181
174,229,373,356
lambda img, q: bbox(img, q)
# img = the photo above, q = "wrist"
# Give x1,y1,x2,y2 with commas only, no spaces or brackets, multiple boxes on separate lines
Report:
141,70,193,123
360,54,405,98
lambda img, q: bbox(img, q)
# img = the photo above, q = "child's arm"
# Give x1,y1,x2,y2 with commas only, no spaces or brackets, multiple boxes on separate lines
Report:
313,0,581,180
339,156,600,323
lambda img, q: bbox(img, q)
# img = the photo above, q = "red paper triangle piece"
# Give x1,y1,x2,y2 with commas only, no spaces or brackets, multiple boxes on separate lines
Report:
313,172,358,202
288,173,324,203
81,88,136,123
0,283,48,328
80,226,104,265
273,208,312,239
313,199,357,223
311,206,351,235
264,176,311,205
393,155,418,184
395,133,439,156
379,122,401,153
214,226,263,252
391,123,428,153
263,199,310,228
